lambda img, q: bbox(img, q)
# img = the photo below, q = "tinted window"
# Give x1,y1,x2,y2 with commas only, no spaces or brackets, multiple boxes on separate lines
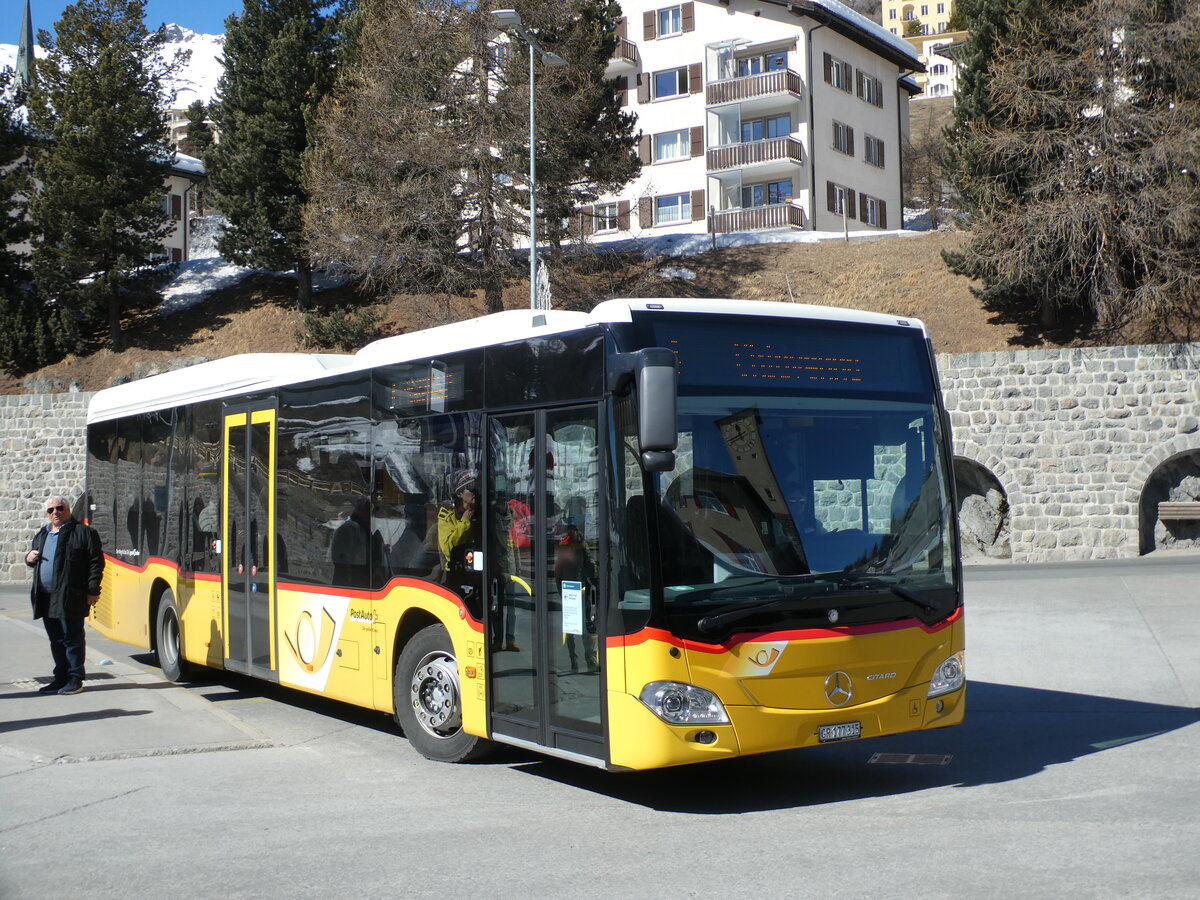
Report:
485,328,604,408
87,420,118,550
115,416,143,562
142,411,173,561
183,401,222,574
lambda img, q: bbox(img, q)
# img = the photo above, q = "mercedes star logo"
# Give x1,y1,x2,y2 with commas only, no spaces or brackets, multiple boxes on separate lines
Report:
824,670,853,707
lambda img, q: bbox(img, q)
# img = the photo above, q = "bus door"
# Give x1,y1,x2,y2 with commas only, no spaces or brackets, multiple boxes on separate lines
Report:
222,406,278,680
487,406,604,762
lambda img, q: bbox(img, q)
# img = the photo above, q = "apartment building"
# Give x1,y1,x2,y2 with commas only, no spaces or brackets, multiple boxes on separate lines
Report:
580,0,922,242
905,30,967,99
881,0,956,37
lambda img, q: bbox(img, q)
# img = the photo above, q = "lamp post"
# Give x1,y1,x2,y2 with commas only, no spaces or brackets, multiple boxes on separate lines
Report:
491,9,567,310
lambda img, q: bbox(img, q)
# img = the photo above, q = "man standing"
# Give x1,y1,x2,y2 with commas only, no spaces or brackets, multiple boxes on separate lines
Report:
25,495,105,695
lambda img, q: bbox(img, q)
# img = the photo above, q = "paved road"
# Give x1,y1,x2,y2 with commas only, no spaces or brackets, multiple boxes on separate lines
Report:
2,554,1197,898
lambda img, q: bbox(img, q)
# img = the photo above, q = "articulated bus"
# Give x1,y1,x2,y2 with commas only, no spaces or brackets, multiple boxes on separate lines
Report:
85,298,964,770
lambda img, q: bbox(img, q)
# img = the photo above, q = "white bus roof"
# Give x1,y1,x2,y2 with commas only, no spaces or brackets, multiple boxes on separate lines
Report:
87,300,927,423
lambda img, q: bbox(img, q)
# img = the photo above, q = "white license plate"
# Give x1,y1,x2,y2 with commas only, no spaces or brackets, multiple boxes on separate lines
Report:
819,721,862,743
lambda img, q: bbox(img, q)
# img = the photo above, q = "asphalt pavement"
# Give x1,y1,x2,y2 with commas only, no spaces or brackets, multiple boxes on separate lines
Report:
2,553,1198,898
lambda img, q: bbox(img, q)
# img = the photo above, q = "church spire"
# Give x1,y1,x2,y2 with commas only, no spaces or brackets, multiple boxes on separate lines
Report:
17,0,34,90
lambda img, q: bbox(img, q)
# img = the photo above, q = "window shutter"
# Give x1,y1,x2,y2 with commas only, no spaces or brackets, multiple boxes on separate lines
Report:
640,196,653,227
688,63,703,93
827,181,836,213
823,53,832,84
847,127,855,158
847,190,857,220
643,11,656,40
842,61,852,90
691,188,706,223
690,126,704,157
615,76,629,108
860,199,869,225
170,194,182,219
682,2,695,32
856,70,864,99
171,247,182,263
879,200,887,229
618,200,631,231
582,205,595,236
878,140,885,168
639,134,651,164
616,16,627,41
637,73,650,104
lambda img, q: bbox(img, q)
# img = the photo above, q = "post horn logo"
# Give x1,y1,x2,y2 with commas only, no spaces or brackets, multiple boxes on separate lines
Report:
824,670,853,707
749,648,780,667
284,607,337,673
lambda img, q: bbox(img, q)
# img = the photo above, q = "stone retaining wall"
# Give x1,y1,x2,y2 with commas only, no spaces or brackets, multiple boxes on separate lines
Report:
1,391,93,583
1,342,1198,581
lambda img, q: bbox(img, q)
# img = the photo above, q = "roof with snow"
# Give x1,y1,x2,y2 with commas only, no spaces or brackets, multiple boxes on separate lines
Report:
761,0,923,70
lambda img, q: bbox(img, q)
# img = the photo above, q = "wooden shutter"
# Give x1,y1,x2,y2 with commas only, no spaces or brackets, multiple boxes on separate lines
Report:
640,196,653,227
879,201,887,229
842,61,852,90
637,73,650,104
860,198,869,225
170,194,182,219
643,10,656,40
616,16,627,41
688,63,703,94
682,2,695,32
823,52,832,84
690,188,706,222
827,181,836,213
639,134,652,164
581,205,595,236
847,126,855,158
856,70,864,99
690,126,704,157
878,140,885,168
847,189,857,220
618,200,631,231
615,76,629,108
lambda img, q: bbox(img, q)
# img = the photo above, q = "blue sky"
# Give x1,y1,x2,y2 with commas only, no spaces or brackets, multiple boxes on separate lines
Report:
14,1,242,41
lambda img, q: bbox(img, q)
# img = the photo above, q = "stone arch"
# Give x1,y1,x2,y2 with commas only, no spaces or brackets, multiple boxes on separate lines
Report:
952,450,1011,561
1136,444,1200,555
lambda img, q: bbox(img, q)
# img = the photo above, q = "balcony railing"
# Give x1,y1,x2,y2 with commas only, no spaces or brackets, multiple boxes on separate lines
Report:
709,202,805,234
707,136,804,173
706,69,803,106
610,37,638,67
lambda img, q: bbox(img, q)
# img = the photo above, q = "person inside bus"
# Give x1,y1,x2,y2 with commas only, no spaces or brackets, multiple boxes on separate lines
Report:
331,496,384,588
437,472,483,612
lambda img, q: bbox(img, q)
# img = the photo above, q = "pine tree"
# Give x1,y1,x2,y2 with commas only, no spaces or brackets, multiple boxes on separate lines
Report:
942,0,1200,339
28,0,177,353
0,68,51,373
304,0,640,318
182,100,214,158
208,0,341,311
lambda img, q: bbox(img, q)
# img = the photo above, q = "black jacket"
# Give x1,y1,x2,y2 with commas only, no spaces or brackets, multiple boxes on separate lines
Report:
27,519,105,620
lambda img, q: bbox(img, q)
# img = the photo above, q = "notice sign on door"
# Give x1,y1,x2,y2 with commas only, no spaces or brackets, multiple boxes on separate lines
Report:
561,580,584,635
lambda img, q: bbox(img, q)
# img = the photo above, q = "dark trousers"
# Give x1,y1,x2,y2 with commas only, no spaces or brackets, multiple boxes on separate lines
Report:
43,615,87,683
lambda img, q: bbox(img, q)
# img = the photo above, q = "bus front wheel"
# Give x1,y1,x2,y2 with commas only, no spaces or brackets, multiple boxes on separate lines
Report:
155,589,196,683
394,624,491,763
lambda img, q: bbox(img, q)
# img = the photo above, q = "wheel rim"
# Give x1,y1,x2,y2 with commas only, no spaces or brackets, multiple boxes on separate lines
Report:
409,651,462,739
162,607,180,665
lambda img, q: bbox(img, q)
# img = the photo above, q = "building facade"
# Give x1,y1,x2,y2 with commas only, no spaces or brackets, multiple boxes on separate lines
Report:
904,30,966,99
579,0,921,243
881,0,956,37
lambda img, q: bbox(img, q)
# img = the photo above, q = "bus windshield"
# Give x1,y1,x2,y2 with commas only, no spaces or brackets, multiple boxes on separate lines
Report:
621,315,958,638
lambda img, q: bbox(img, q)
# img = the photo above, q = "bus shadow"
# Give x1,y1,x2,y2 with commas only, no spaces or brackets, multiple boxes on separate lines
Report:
514,681,1200,813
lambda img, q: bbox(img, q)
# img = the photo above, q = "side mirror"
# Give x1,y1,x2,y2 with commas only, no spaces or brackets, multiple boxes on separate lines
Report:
610,348,677,473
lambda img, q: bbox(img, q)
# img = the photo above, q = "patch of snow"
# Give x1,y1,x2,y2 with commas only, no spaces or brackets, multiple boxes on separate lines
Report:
591,227,919,260
658,265,697,281
157,256,260,315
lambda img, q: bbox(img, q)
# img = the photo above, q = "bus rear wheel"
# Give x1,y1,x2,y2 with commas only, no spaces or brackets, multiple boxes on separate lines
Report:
155,589,196,683
394,624,491,763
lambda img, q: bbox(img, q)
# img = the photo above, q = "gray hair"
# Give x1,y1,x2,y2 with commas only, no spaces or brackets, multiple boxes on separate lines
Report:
44,494,71,509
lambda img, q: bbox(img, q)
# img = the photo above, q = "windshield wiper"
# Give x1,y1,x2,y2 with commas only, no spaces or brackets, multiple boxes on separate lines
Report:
693,573,940,635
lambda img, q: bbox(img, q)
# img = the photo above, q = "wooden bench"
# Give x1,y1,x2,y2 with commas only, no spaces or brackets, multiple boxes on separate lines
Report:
1158,501,1200,521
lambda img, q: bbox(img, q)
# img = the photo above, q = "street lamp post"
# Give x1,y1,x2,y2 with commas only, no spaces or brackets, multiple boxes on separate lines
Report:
491,9,567,310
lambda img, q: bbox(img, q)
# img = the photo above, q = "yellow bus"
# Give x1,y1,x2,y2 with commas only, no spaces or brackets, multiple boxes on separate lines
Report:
85,299,964,770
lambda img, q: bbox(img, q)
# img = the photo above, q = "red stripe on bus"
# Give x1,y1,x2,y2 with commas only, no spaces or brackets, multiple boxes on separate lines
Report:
608,607,962,652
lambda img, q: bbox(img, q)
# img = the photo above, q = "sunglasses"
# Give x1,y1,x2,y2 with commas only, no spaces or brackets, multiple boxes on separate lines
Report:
46,505,66,513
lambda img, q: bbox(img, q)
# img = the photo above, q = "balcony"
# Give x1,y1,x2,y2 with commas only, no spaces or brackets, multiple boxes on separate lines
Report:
707,136,804,174
706,69,803,107
607,37,638,72
709,202,805,234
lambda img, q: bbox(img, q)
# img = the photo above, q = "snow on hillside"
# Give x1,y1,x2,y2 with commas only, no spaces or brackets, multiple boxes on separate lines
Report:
0,23,223,108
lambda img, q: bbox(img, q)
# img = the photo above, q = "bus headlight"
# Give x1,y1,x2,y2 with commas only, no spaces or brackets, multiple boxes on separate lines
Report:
927,651,965,698
639,681,730,725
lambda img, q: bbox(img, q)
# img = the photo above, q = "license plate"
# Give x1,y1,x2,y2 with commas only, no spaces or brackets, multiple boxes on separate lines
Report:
819,721,862,743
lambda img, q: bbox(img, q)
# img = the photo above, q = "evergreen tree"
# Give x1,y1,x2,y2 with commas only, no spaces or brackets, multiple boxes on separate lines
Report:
942,0,1200,339
0,69,51,373
208,0,341,311
28,0,177,353
304,0,640,318
182,100,214,158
